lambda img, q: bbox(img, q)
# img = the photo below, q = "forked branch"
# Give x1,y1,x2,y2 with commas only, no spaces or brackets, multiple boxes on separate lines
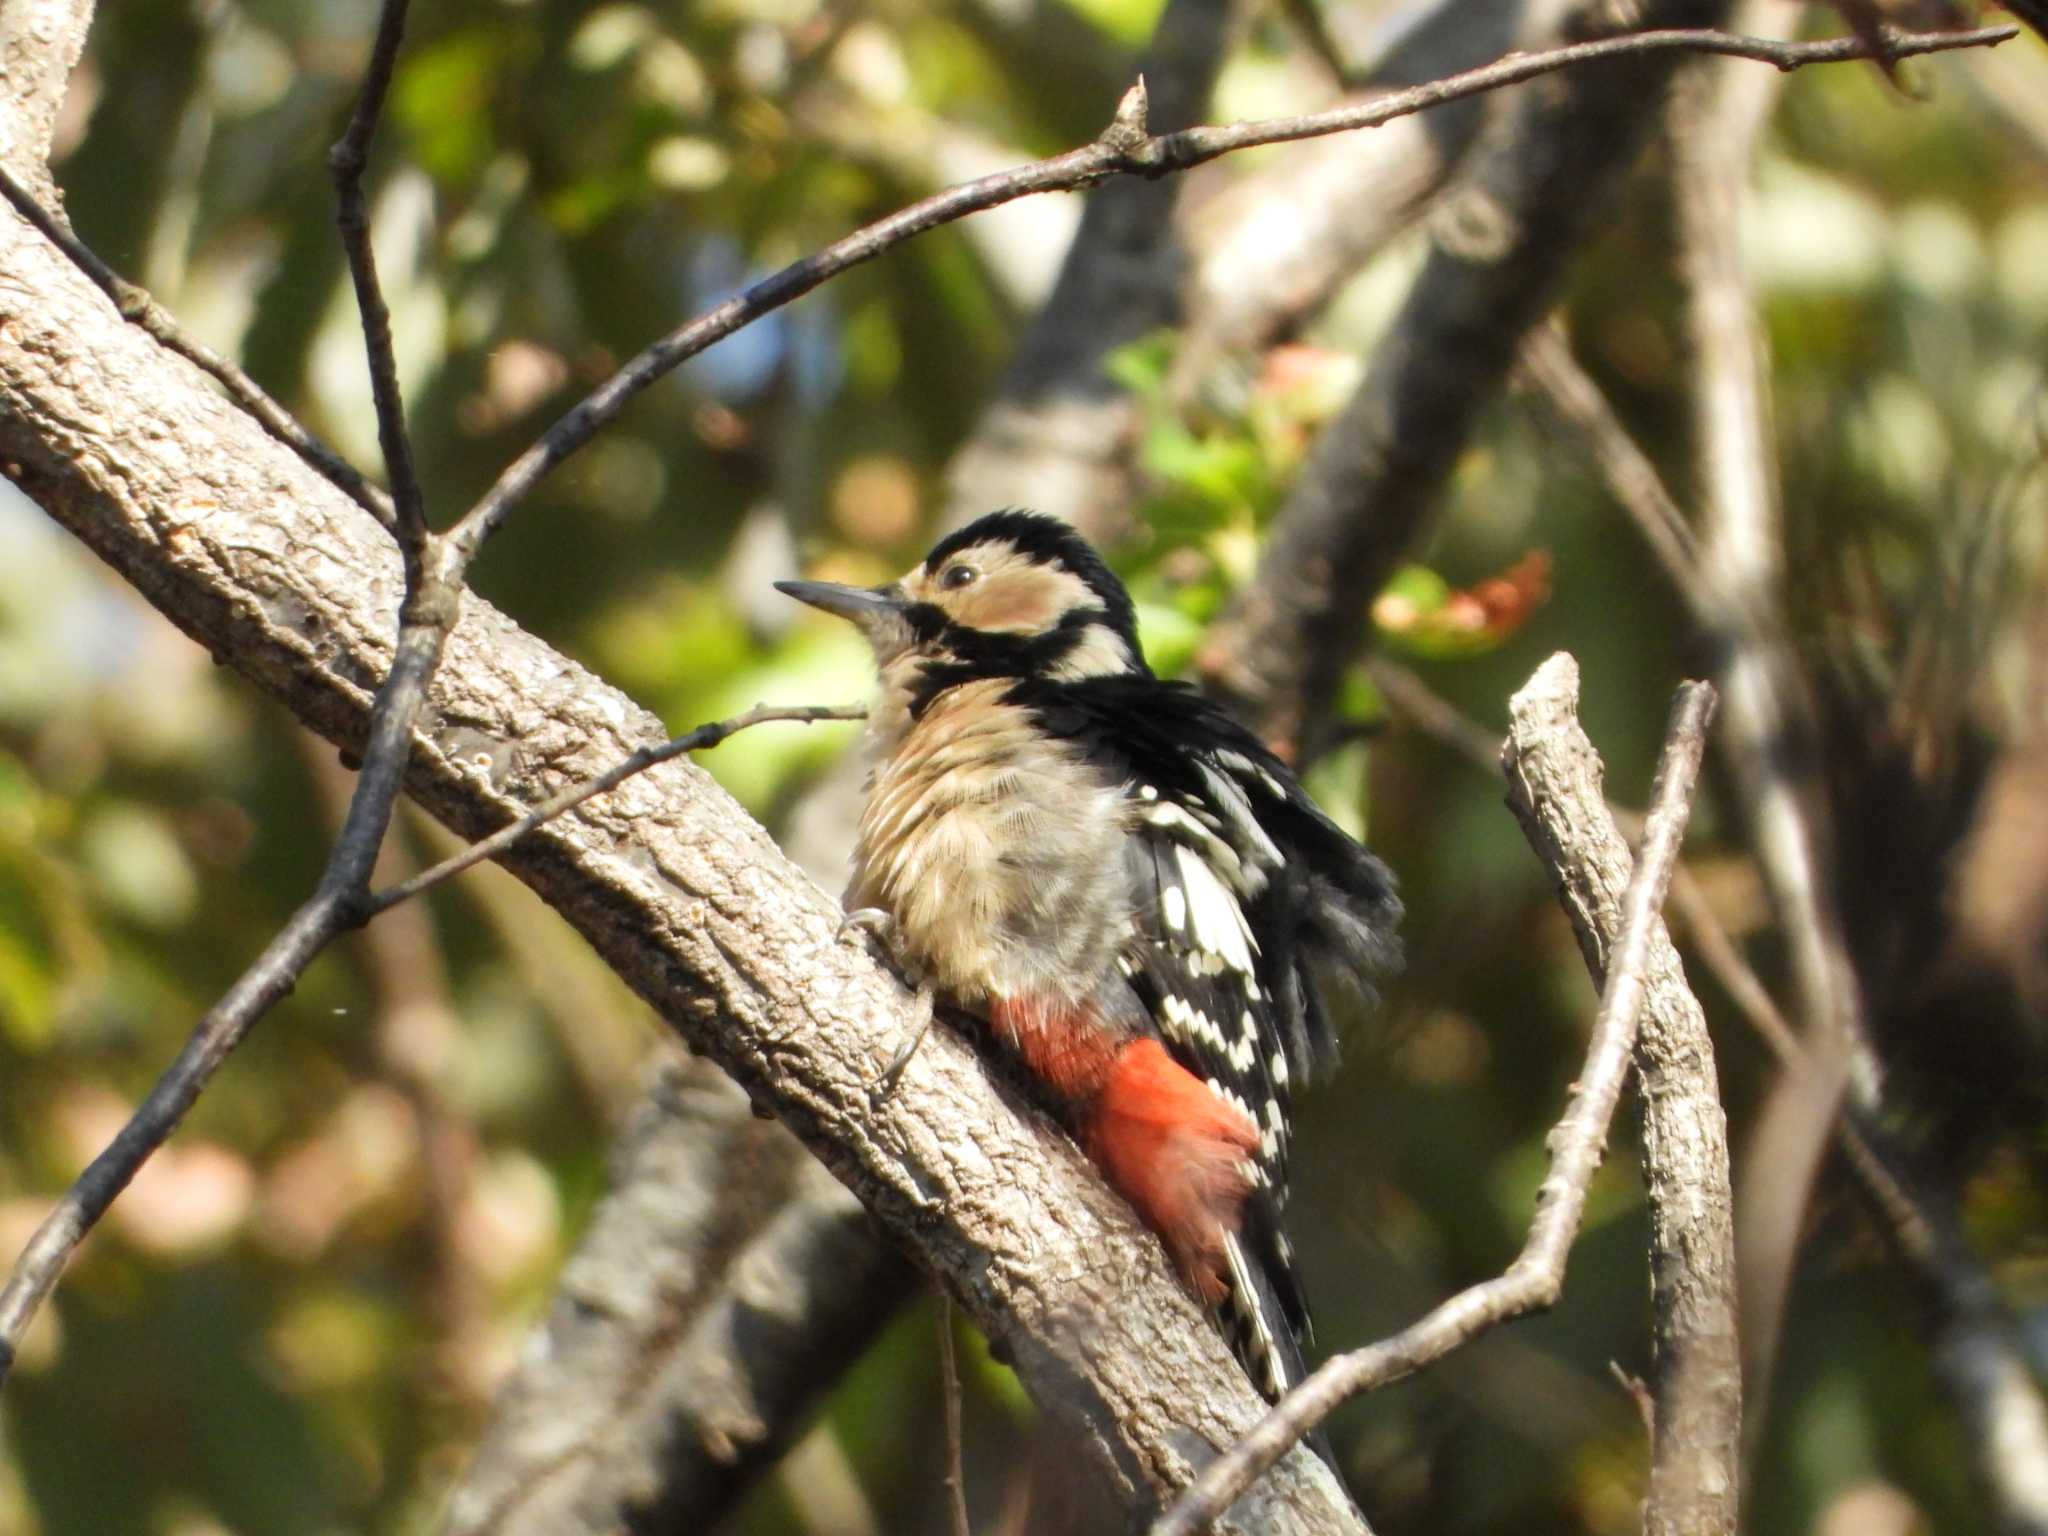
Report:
1154,657,1718,1534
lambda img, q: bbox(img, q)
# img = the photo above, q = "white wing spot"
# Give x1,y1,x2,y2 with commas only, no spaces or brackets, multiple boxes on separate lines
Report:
1174,845,1259,974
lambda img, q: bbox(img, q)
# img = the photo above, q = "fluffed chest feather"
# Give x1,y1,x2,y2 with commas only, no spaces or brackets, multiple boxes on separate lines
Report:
848,685,1135,1003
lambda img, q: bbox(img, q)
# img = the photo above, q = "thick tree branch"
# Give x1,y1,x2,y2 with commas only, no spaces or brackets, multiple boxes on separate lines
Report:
1155,657,1719,1534
482,5,1242,1522
0,0,90,195
442,1053,915,1536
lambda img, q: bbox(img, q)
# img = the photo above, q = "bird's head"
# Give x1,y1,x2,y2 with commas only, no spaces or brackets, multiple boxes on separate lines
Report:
777,510,1147,687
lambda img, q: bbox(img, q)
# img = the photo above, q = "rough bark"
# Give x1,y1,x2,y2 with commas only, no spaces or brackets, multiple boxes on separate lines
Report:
1506,663,1742,1536
0,0,89,195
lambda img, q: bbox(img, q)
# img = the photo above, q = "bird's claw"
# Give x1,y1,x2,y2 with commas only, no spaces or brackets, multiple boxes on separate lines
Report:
837,906,897,947
870,983,935,1103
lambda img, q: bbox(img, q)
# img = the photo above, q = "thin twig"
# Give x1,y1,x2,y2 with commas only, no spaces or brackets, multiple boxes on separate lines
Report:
1152,657,1717,1535
0,161,396,530
327,0,429,564
444,23,2015,563
364,704,865,916
937,1294,973,1536
1516,323,1702,608
1364,657,1503,773
1662,870,1801,1063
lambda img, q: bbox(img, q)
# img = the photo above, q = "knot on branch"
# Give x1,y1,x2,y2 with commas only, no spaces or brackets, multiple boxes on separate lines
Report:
1097,76,1152,156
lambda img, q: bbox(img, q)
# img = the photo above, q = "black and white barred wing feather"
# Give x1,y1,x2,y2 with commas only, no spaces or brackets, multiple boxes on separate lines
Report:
1035,678,1401,1398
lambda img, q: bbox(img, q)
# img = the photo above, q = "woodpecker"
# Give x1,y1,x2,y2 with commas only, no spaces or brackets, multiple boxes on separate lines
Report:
777,509,1399,1406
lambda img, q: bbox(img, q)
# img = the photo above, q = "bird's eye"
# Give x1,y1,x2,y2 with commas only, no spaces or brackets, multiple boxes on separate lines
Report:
940,563,979,590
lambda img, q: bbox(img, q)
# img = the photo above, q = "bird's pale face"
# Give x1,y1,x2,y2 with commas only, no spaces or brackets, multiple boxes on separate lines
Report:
901,537,1101,639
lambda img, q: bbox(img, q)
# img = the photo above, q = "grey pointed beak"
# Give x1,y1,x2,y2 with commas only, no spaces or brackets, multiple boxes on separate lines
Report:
775,579,905,624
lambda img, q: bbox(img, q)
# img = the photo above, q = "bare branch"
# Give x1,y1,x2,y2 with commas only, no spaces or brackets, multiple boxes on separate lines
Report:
1517,321,1703,604
327,0,429,561
0,615,450,1384
0,162,397,528
365,703,865,916
447,20,2015,565
1514,346,2048,1531
1198,0,1752,755
1838,1124,2048,1535
1364,656,1505,774
1662,18,1886,1459
1505,664,1739,1536
1153,656,1718,1535
1371,650,1803,1068
939,1295,974,1536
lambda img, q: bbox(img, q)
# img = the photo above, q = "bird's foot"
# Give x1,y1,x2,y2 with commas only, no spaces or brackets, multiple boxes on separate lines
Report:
871,982,936,1103
837,906,897,948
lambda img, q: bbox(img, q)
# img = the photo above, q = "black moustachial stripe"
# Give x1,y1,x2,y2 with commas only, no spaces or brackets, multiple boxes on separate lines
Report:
906,603,1130,719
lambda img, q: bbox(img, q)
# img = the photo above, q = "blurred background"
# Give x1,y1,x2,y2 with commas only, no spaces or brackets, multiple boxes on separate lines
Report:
0,0,2044,1531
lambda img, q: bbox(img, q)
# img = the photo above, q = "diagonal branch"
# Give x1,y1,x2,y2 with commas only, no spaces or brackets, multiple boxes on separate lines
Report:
441,1054,916,1536
1154,656,1720,1534
1518,84,2048,1524
0,161,397,529
365,703,865,916
0,611,451,1383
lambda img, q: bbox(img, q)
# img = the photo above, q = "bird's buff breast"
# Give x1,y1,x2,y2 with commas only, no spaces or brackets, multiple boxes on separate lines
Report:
849,681,1132,1003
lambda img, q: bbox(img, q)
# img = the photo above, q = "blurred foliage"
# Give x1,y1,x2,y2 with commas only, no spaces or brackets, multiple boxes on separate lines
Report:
2,1,2045,1534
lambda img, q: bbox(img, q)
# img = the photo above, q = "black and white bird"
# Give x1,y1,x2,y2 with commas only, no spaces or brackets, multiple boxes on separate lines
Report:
778,509,1399,1405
